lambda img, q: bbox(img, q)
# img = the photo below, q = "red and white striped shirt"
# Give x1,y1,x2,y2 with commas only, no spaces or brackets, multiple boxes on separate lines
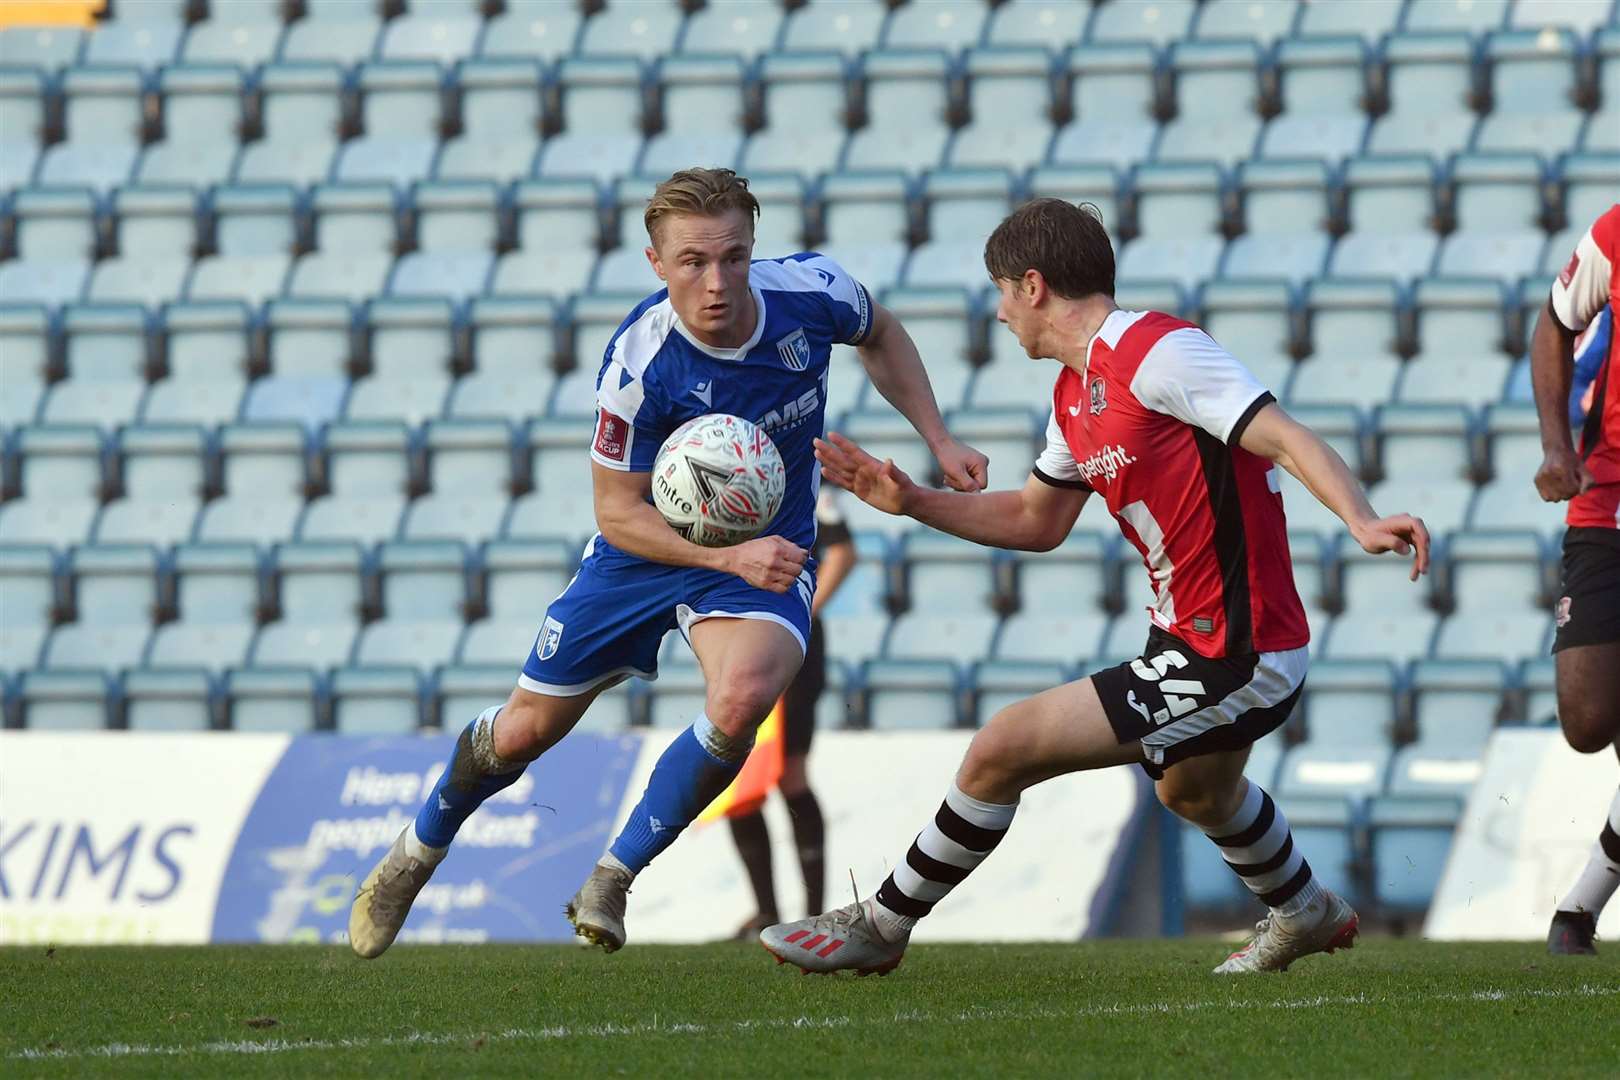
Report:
1549,204,1620,529
1033,310,1310,660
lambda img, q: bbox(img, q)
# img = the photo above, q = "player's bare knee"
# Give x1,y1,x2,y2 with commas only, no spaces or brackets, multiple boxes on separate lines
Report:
492,690,571,761
705,673,779,738
957,717,1025,799
1157,780,1236,828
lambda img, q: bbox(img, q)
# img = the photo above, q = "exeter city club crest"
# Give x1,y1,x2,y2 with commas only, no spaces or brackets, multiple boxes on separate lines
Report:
1090,377,1107,416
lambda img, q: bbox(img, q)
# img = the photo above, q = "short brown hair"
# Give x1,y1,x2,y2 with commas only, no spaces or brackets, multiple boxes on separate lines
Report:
644,167,761,246
983,198,1115,300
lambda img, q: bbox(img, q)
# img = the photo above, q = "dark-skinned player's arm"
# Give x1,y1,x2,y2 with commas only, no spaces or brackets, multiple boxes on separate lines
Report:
1529,212,1612,503
1237,402,1431,582
813,432,1088,552
591,462,806,594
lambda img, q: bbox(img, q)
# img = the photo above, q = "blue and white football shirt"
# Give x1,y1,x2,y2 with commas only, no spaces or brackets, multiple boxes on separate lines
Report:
589,252,873,550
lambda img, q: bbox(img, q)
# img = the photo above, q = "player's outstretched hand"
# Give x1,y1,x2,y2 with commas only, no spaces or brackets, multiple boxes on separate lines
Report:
933,436,989,492
815,432,914,515
725,535,808,594
1352,513,1432,583
1534,444,1596,503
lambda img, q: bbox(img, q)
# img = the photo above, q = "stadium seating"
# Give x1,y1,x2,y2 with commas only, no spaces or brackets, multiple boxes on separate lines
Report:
0,0,1612,926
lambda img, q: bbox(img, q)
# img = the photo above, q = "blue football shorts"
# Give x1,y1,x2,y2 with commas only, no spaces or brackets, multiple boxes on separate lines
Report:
518,536,817,697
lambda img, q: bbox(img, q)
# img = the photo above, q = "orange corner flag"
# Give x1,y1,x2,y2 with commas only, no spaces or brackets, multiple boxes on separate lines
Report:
697,697,785,825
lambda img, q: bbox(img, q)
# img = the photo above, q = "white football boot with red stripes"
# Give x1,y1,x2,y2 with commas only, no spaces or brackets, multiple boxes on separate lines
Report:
1214,890,1359,974
760,900,908,976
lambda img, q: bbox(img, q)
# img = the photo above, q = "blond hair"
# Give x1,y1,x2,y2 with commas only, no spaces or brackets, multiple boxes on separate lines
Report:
644,168,760,246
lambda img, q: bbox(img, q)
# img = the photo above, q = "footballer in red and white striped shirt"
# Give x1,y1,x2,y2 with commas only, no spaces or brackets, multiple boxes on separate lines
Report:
764,198,1431,976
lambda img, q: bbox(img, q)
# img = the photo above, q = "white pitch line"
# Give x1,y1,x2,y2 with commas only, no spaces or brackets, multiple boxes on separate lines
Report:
11,984,1619,1062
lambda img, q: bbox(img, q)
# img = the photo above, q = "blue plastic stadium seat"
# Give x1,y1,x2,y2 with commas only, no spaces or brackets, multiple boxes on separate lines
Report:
1482,402,1550,492
1200,281,1298,391
1474,32,1585,155
747,172,810,257
0,26,84,72
1399,279,1512,406
1116,236,1224,292
1432,531,1550,661
680,0,784,59
948,48,1055,172
861,659,962,729
182,18,282,67
379,11,481,64
884,0,987,49
751,50,849,160
0,426,104,545
438,58,543,179
0,62,45,150
577,0,682,59
1299,0,1404,40
251,541,365,668
157,64,243,147
83,20,182,70
94,423,208,546
43,544,161,672
234,65,340,185
534,132,645,184
52,64,146,141
36,138,139,193
1339,151,1436,230
0,304,51,426
658,53,747,134
0,544,58,674
328,666,422,733
1323,541,1440,663
557,56,646,136
145,542,262,672
1512,0,1619,30
970,660,1070,727
122,668,216,731
1171,40,1262,120
1375,402,1474,480
985,0,1088,47
1369,794,1463,913
819,169,911,248
479,2,581,62
481,539,576,622
899,530,999,615
1367,33,1479,157
193,422,306,545
1195,0,1300,42
947,407,1041,479
223,667,320,733
780,0,887,56
843,49,953,173
310,179,400,251
1409,658,1508,750
1305,277,1404,374
1260,37,1370,157
17,669,111,730
1298,658,1398,747
281,16,382,65
1134,160,1218,236
1089,0,1195,43
1051,43,1158,171
992,609,1106,665
1404,0,1510,35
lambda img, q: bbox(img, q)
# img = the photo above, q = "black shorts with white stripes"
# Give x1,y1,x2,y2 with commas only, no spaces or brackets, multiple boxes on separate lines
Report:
1092,626,1308,779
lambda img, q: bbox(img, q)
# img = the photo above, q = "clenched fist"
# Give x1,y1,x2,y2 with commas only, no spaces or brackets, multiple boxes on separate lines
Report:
723,535,808,593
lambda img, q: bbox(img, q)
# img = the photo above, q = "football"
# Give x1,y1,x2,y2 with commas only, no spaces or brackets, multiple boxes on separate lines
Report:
651,413,787,547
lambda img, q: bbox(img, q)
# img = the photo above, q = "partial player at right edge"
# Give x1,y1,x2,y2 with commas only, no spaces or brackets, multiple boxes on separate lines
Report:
1530,203,1620,957
762,198,1431,976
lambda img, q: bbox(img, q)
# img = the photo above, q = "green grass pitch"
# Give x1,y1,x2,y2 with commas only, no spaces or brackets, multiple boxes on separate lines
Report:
3,941,1616,1077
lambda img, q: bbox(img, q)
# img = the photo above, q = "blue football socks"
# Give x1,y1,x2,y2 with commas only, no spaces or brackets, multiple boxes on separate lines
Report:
608,713,753,874
413,706,527,852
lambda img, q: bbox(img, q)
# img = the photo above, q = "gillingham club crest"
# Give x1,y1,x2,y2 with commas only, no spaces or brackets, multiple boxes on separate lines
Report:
537,616,565,661
777,327,811,371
